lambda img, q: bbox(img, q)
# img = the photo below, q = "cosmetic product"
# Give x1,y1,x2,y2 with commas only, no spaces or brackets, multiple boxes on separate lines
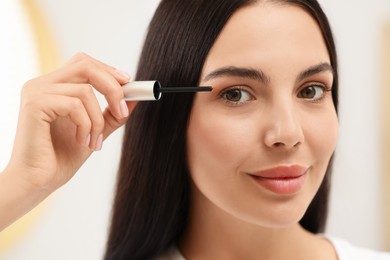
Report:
122,80,212,101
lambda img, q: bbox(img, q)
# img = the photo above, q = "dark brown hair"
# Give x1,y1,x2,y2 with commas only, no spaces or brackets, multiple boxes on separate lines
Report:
105,0,338,259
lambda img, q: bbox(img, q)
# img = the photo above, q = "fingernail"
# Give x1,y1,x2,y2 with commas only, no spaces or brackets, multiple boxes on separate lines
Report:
95,134,103,151
115,69,131,81
84,134,91,147
120,99,129,118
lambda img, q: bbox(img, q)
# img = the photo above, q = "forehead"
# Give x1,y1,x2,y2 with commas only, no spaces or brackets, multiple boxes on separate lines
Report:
201,2,330,77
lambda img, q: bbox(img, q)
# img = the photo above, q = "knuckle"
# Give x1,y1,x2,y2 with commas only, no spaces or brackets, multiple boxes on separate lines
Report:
70,53,95,74
80,84,95,99
103,84,116,96
76,113,92,130
72,52,90,62
22,79,35,89
69,98,84,110
91,115,105,133
76,59,95,78
21,79,38,95
79,121,92,133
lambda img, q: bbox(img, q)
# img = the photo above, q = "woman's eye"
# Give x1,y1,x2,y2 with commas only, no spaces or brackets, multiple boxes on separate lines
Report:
298,85,327,101
220,88,253,105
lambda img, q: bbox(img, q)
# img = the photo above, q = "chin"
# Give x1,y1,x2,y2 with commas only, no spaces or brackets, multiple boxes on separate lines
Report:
230,199,310,230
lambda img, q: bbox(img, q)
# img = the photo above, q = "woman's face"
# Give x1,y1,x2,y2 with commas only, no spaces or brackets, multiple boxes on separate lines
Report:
187,2,338,228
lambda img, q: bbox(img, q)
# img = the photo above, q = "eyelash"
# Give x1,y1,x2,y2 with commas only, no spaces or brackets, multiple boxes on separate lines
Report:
297,83,332,102
218,86,254,106
218,83,332,106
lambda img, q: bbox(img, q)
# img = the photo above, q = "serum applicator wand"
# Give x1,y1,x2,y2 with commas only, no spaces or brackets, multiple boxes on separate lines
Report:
122,80,212,101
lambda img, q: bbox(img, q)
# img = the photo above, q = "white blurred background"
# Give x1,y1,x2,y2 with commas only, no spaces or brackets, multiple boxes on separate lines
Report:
0,0,389,259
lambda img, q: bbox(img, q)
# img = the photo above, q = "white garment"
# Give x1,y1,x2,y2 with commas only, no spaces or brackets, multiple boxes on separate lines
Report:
155,246,185,260
329,237,390,260
155,236,390,260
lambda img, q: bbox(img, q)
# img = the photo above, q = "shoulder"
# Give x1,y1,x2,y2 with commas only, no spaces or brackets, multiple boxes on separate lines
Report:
326,236,390,260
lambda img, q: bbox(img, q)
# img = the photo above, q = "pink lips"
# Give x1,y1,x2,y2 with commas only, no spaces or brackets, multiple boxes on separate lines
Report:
249,165,308,195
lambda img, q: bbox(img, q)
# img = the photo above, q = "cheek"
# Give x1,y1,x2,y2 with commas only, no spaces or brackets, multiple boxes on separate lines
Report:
304,109,338,192
309,110,338,163
187,110,255,177
186,107,259,220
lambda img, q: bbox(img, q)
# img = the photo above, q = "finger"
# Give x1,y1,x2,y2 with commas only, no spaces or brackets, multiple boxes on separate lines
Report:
76,53,131,85
64,53,131,84
43,53,131,119
102,101,138,139
45,83,105,150
36,94,92,148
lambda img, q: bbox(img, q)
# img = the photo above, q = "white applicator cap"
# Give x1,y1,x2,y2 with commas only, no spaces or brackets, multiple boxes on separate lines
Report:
122,80,212,101
122,80,162,101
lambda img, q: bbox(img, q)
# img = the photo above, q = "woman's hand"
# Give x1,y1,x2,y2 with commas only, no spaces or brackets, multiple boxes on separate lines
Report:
0,53,136,230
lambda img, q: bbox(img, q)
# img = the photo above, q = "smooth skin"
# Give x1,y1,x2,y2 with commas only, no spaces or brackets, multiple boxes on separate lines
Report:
0,53,136,231
183,2,338,260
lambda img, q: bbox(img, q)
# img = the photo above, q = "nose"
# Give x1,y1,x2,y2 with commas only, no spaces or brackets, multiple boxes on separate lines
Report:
263,102,304,149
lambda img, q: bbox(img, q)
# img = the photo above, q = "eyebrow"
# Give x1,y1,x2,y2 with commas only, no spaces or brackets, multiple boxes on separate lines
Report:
202,63,334,84
296,62,334,83
203,66,270,84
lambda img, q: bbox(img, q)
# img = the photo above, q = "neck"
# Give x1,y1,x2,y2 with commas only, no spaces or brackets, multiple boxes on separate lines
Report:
179,189,335,260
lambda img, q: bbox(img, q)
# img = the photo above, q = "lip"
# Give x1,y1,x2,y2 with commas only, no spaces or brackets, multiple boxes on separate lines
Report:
248,165,308,195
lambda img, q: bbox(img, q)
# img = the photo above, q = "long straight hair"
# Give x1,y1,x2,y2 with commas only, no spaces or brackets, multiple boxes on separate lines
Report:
105,0,338,259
